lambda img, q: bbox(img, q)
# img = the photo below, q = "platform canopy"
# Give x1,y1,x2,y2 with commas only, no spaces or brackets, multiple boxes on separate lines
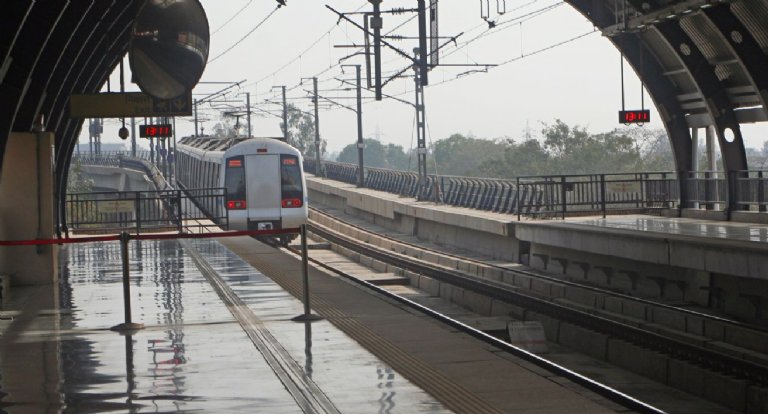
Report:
1,1,768,199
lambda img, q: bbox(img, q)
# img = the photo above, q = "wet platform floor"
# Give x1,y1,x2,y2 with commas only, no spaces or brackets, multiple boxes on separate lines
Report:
561,215,768,244
0,236,626,413
0,239,447,413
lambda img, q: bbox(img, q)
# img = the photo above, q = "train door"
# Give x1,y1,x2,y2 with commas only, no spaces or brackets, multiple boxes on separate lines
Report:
245,154,280,228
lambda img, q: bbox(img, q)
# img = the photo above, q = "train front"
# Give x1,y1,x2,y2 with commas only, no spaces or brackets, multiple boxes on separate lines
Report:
222,138,308,235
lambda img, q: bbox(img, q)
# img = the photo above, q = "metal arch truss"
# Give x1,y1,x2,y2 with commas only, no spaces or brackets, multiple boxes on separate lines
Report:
702,4,768,123
653,19,748,176
568,0,694,206
0,0,144,234
564,0,768,209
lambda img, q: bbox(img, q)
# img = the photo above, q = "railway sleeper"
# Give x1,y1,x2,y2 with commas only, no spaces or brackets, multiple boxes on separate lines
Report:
324,237,768,412
327,216,768,363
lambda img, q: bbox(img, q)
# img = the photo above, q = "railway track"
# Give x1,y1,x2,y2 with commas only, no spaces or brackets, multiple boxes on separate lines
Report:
303,206,768,412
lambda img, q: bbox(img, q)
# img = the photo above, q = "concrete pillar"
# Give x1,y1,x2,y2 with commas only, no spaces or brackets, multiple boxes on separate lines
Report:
0,132,59,285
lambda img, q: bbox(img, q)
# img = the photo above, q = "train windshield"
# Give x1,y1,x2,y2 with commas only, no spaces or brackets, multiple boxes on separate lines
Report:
225,156,246,201
280,155,303,198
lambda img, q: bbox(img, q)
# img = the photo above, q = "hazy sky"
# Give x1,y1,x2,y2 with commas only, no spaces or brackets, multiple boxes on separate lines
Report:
89,0,767,154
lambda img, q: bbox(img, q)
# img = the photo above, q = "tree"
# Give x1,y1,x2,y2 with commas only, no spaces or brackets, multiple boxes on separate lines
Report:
337,138,386,167
67,159,94,194
385,143,411,171
281,104,327,158
432,133,506,176
211,117,242,138
540,120,642,174
336,139,412,170
478,138,550,178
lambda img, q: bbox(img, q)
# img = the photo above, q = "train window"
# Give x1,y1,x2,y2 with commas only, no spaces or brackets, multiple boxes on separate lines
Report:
225,155,246,204
280,155,303,199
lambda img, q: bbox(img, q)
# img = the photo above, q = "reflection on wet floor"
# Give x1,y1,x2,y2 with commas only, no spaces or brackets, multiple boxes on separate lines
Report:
0,239,448,413
569,215,768,243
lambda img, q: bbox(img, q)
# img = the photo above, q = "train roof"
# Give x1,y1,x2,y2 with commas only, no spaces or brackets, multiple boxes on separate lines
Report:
177,135,249,152
177,136,302,158
225,137,302,157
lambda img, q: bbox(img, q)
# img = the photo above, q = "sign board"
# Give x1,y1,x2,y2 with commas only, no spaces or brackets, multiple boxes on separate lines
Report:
70,92,192,118
618,109,650,124
139,124,173,138
606,181,642,194
97,200,135,214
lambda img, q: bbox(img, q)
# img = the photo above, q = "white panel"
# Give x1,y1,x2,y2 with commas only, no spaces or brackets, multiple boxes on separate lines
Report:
245,155,280,221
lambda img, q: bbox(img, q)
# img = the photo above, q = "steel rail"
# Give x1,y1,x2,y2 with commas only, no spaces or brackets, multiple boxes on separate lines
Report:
285,233,666,414
306,221,768,386
309,207,768,335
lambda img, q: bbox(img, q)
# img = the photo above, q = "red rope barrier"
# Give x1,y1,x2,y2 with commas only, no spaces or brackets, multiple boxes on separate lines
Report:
0,228,301,246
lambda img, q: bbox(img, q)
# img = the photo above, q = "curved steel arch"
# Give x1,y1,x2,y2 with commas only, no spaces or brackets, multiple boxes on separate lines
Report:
566,0,768,208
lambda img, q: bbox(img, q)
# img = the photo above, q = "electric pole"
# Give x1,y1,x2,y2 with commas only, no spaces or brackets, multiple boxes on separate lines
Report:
369,0,383,100
282,86,288,143
272,85,289,143
413,48,428,200
342,64,366,187
194,98,199,136
131,117,136,157
355,65,364,187
313,77,322,176
246,92,252,137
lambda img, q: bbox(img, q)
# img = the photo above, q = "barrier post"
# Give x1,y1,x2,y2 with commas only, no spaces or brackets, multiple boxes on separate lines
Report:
560,176,566,220
601,174,607,218
111,231,145,332
292,225,323,322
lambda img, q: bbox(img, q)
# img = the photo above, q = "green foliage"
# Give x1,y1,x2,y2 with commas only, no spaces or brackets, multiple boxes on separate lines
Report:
67,159,94,194
333,120,744,179
336,138,412,170
281,104,327,158
478,138,550,178
211,118,242,138
432,134,507,176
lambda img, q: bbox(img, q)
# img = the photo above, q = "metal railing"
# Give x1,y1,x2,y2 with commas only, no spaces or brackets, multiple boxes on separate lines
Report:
66,188,227,235
306,159,679,218
76,153,768,221
69,153,226,234
515,172,678,219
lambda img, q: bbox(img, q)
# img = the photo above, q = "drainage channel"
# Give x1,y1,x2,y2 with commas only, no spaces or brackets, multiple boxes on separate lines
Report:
181,239,340,414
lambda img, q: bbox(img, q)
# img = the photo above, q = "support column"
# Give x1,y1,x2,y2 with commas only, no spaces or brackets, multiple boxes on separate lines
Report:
706,125,718,210
691,128,699,209
0,132,58,285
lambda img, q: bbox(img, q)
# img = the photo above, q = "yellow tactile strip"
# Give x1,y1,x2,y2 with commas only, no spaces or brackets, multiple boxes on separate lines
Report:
219,237,506,414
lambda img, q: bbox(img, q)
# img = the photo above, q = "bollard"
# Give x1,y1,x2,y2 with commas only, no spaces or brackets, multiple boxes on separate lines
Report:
111,231,145,332
292,225,323,322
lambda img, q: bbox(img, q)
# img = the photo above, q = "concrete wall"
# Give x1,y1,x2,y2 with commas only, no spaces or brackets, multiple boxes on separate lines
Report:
80,165,154,192
0,132,58,285
307,177,519,261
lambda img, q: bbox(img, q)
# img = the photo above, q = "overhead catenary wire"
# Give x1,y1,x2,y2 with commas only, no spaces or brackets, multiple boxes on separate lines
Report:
208,6,280,64
201,0,588,150
211,0,255,35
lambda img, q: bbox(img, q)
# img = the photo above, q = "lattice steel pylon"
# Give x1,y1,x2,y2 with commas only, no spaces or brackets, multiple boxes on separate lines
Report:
413,48,428,201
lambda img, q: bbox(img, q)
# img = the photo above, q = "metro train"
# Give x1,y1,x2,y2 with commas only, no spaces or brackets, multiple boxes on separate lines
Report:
175,136,308,244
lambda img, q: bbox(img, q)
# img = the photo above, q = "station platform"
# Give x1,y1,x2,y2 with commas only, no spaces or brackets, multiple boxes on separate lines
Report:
0,236,625,413
307,176,768,322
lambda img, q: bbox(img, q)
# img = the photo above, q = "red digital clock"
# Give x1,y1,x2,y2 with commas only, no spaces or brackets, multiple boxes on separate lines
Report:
619,110,650,124
139,124,173,138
